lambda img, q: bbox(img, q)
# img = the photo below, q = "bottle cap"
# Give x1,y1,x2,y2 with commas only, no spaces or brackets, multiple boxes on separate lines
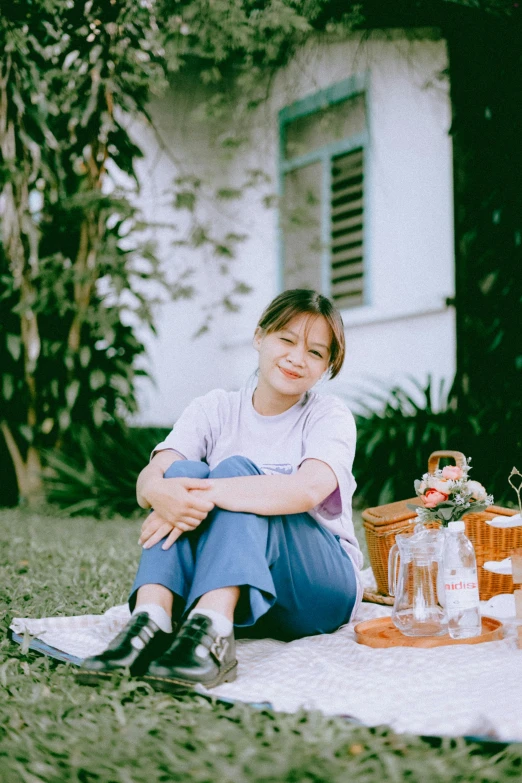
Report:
448,520,465,532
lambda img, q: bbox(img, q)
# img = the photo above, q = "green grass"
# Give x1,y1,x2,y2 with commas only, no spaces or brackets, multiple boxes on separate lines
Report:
1,509,522,783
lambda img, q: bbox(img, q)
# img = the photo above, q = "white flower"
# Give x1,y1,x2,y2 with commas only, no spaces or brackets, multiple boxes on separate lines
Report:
466,480,487,501
428,478,454,495
416,507,430,522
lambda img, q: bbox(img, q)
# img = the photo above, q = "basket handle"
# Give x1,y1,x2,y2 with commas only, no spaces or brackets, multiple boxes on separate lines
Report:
428,450,466,474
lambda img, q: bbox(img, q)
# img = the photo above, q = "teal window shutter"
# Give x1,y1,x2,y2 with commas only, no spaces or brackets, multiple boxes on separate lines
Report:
330,147,364,308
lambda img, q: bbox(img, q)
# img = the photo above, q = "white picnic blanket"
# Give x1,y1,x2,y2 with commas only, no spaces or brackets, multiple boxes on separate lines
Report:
10,569,522,743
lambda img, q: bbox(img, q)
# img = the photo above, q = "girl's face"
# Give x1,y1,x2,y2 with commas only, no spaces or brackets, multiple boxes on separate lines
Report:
253,313,332,402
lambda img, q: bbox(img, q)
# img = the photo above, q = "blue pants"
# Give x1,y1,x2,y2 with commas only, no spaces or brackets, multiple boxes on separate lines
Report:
129,456,357,642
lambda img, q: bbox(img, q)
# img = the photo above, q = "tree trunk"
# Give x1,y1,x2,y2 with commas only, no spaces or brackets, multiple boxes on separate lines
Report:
1,54,44,506
0,422,43,505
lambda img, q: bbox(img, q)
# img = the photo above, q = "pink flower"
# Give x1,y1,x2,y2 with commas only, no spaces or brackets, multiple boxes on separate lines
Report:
441,465,463,480
422,488,449,508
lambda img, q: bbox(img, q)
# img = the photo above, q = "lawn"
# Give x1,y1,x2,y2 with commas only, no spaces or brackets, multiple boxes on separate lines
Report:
1,508,521,783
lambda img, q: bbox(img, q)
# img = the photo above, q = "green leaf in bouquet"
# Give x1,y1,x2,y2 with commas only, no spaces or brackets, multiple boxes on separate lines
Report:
465,501,488,515
406,502,422,512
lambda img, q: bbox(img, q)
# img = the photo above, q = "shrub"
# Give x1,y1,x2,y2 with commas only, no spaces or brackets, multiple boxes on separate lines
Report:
45,425,171,518
352,377,521,508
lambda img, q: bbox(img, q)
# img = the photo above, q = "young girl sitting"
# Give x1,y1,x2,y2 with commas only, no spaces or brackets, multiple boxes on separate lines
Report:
78,289,362,691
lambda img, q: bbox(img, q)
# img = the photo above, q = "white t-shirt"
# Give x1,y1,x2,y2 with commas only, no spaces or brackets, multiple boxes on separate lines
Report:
153,382,363,574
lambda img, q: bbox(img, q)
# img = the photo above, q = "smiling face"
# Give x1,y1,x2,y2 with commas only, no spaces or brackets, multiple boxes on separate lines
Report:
253,313,332,412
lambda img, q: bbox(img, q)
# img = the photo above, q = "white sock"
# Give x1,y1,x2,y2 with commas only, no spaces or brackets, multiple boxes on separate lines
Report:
188,607,233,637
133,603,173,634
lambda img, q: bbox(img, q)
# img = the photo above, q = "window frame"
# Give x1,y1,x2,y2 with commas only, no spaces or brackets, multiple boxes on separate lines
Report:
277,74,370,308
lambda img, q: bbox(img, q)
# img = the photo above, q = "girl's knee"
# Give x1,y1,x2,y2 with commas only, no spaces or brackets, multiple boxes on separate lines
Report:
209,455,261,478
163,459,210,479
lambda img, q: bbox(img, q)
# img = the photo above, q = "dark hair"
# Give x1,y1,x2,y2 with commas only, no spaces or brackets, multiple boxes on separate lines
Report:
256,289,346,379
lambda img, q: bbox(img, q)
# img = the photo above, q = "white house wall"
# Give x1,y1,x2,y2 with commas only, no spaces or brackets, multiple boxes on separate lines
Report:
132,28,455,425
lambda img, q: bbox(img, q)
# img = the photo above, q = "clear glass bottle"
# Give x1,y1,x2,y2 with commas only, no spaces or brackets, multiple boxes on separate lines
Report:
442,520,482,639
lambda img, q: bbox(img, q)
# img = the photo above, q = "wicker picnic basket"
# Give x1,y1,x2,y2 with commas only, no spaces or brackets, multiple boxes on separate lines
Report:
362,450,520,601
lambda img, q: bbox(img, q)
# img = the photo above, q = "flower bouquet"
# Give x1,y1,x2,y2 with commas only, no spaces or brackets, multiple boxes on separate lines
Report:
407,457,494,526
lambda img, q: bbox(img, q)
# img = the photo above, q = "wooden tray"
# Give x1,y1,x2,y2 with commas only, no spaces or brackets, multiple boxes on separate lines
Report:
354,616,503,648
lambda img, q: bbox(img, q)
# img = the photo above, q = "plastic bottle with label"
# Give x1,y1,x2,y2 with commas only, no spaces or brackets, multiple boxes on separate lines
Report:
442,520,482,639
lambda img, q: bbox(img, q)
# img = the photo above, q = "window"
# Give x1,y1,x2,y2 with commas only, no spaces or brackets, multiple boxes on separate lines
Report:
279,77,368,309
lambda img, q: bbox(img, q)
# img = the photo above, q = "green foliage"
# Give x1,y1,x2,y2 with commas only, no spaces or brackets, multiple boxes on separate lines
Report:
160,0,322,84
0,0,353,503
352,377,522,508
353,378,458,507
447,11,522,406
0,0,180,501
44,425,171,518
0,240,157,435
2,508,522,781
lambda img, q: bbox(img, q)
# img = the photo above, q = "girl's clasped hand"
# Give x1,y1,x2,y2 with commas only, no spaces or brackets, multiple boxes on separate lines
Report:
139,473,215,550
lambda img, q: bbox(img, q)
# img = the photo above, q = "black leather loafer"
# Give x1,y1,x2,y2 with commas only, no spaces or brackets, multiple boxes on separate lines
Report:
144,614,237,692
76,612,175,685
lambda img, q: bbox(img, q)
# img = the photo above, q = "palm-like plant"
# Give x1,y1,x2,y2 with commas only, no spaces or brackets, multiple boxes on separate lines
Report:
45,426,170,518
350,377,520,508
